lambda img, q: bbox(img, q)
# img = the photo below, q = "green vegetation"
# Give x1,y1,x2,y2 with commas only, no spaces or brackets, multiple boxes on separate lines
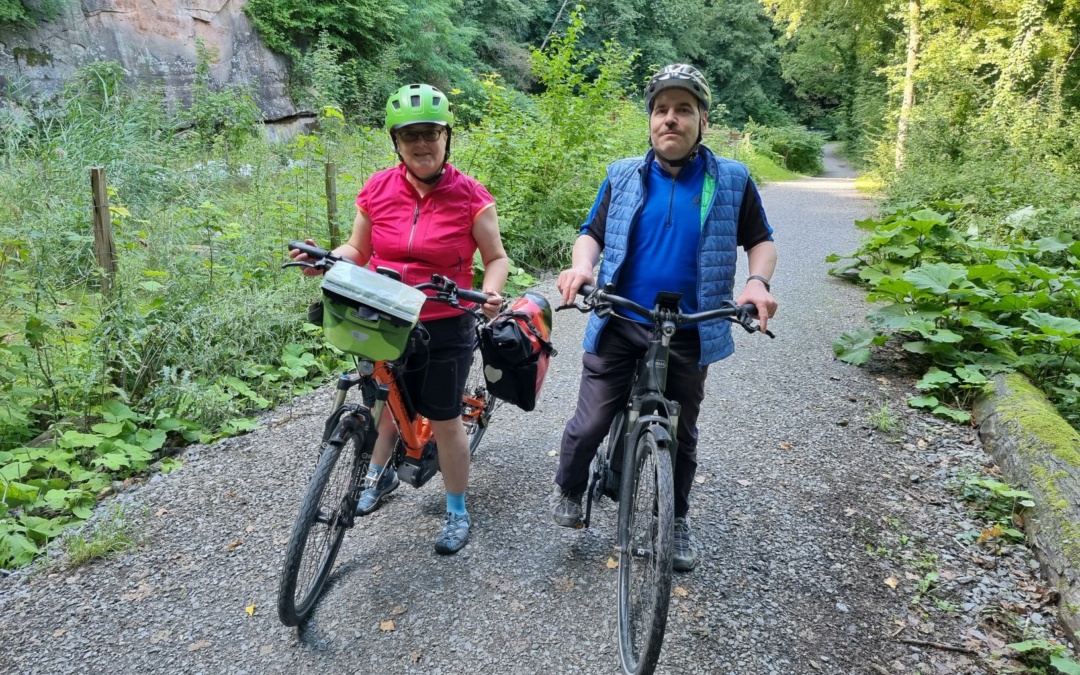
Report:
0,11,805,569
240,0,793,128
0,0,65,28
59,504,141,569
829,202,1080,426
773,1,1080,428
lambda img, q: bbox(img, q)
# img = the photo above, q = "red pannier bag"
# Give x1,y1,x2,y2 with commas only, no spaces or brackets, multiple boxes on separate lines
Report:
479,291,556,412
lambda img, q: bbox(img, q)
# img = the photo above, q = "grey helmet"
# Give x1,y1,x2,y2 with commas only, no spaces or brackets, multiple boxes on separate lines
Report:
643,64,712,113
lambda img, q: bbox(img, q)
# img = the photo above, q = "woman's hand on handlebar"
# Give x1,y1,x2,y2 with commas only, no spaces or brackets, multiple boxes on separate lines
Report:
289,239,326,276
735,283,777,333
557,266,595,307
480,289,503,320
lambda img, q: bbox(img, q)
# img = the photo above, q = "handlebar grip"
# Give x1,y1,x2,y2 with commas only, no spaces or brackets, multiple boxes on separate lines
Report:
458,288,493,305
578,284,596,297
288,240,329,260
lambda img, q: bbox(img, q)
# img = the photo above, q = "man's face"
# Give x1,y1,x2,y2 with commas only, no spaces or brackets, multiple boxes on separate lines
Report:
649,88,706,161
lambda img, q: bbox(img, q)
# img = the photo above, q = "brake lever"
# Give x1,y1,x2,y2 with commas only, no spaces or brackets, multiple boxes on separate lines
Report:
555,301,591,313
281,260,320,271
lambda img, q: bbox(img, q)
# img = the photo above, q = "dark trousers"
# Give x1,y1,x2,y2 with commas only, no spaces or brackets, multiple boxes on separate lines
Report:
556,318,708,519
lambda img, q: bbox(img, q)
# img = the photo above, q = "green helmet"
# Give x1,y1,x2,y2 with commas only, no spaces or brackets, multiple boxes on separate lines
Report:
385,83,454,132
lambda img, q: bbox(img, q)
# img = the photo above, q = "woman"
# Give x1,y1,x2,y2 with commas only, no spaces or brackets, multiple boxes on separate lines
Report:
292,83,508,554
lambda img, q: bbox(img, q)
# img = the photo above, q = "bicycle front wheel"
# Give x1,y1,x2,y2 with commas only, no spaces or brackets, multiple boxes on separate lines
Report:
462,337,498,456
616,428,674,675
277,418,369,626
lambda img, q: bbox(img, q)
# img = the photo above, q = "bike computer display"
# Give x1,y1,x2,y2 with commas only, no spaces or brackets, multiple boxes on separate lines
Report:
652,291,682,310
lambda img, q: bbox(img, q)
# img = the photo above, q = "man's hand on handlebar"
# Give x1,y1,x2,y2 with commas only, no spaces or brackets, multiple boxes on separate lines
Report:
557,266,595,307
735,283,777,334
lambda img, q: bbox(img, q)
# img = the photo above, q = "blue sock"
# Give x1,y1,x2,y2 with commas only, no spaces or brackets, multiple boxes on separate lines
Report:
446,492,467,516
367,463,383,479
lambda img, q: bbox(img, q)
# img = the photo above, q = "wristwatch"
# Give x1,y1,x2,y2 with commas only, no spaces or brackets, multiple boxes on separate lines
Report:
747,275,771,292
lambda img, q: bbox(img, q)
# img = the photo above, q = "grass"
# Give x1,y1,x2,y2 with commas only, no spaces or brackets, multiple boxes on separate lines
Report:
59,505,141,569
741,150,803,182
854,173,884,195
868,401,901,432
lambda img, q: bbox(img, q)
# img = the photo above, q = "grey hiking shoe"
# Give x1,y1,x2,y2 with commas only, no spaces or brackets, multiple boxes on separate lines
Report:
673,517,699,572
355,466,400,515
552,485,584,528
434,512,471,555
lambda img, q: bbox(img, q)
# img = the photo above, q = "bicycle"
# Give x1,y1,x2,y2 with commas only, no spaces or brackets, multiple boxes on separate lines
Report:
276,241,499,627
558,284,773,675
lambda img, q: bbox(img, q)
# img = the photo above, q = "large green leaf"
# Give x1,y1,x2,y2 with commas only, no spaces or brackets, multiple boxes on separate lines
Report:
916,368,959,390
101,399,140,423
1023,310,1080,338
0,461,31,482
59,431,104,448
868,307,943,331
904,263,969,295
833,329,887,365
908,395,939,409
1032,233,1074,254
135,428,167,452
1049,654,1080,675
91,422,126,438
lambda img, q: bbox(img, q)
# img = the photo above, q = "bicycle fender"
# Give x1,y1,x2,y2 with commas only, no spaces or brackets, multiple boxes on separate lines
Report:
644,422,673,446
627,415,673,448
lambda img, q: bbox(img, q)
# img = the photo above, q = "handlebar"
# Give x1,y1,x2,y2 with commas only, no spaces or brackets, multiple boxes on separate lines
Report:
283,240,492,306
564,284,774,338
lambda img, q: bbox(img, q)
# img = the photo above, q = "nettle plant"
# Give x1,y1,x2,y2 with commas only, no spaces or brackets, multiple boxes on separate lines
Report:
829,202,1080,425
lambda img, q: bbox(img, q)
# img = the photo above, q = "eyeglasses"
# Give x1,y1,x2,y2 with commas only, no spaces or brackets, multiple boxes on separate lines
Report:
397,128,445,143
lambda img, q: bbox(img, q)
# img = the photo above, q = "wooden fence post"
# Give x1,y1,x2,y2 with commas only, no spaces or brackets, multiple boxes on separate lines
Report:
90,167,117,297
325,161,340,249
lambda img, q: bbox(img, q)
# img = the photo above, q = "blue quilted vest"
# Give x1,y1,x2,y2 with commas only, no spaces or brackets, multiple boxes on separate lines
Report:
583,146,747,368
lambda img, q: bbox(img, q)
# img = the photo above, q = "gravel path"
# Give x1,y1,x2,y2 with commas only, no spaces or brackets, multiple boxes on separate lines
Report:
0,146,1069,674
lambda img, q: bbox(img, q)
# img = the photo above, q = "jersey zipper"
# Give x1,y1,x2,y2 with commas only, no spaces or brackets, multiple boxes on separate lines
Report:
665,175,676,228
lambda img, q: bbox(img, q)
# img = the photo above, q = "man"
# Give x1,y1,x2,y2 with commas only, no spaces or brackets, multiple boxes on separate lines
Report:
552,64,778,572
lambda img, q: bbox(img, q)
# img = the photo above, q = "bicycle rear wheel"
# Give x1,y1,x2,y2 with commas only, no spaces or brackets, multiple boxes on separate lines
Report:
462,337,498,456
277,417,369,626
616,428,674,675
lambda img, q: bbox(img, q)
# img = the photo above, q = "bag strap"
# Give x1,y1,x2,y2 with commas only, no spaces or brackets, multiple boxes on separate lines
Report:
504,311,557,357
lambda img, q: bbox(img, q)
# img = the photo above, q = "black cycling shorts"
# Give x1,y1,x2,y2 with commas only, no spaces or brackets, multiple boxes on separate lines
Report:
402,312,476,421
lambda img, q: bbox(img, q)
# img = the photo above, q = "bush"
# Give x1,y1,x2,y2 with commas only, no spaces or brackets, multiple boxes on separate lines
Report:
742,122,824,174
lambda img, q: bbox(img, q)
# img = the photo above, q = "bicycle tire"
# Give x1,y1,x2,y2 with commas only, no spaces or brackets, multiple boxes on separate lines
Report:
616,427,674,675
277,419,368,626
462,337,498,456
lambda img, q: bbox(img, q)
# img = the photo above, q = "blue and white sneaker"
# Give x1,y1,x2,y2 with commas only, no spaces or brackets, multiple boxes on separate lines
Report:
434,512,471,555
355,466,400,515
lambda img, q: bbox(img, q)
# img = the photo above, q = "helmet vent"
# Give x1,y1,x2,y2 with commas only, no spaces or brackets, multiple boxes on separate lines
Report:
432,96,441,107
411,95,421,107
391,101,400,110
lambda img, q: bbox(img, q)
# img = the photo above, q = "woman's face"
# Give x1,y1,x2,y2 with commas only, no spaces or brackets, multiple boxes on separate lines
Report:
394,124,448,179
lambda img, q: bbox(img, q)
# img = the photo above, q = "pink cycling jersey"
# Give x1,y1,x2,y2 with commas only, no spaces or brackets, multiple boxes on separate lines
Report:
356,162,495,321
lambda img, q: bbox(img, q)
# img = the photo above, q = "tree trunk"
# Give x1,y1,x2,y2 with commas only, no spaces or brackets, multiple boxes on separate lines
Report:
973,373,1080,640
894,0,921,171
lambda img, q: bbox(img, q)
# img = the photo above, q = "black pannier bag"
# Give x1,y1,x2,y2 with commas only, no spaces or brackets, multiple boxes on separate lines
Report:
479,291,556,412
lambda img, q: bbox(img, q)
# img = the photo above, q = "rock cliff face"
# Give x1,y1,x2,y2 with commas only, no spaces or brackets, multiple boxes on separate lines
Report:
0,0,303,123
